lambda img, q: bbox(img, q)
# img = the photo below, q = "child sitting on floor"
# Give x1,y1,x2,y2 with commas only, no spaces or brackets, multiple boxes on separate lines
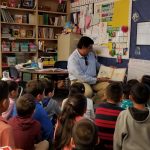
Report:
25,80,53,141
120,79,139,109
0,81,15,147
2,80,18,120
114,83,150,150
9,94,49,150
54,94,87,150
72,118,99,150
61,82,95,120
40,78,61,126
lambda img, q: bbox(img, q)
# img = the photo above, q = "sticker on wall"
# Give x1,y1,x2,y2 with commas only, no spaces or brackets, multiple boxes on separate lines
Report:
132,12,140,22
135,46,141,55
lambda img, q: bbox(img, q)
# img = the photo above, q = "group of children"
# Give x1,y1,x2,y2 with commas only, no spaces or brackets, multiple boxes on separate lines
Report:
0,75,150,150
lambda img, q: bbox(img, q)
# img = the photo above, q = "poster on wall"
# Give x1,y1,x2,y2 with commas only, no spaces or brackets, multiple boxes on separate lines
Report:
136,22,150,45
76,0,132,60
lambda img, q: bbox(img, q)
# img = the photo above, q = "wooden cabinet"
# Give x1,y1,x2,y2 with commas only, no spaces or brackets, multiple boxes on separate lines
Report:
57,33,82,61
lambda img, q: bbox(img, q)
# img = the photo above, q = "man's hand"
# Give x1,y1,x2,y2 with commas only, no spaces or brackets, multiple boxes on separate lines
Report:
97,77,110,82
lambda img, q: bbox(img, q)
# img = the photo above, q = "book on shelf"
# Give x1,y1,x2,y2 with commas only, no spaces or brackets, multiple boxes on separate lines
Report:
14,15,23,23
38,27,54,39
0,9,14,23
7,57,17,66
43,14,49,25
26,30,34,38
57,2,66,13
38,15,44,25
29,13,35,24
97,65,126,82
11,42,19,51
2,41,11,52
2,27,11,38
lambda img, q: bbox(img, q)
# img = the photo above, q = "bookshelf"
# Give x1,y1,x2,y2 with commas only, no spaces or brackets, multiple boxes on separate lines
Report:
0,0,70,77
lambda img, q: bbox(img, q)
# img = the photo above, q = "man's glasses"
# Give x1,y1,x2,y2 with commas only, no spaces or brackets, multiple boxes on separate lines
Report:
84,56,88,66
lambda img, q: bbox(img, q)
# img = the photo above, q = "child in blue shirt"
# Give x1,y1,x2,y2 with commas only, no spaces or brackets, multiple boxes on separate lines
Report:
120,79,139,109
40,78,61,126
25,79,53,141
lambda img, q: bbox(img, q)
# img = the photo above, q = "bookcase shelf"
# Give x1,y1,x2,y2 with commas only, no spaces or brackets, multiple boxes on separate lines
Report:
1,22,36,26
0,0,70,77
38,25,63,28
38,38,58,41
2,52,37,54
2,7,36,12
2,37,36,40
38,10,68,15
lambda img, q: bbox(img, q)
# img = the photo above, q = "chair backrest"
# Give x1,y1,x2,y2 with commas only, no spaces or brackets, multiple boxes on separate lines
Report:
54,61,67,69
9,66,20,80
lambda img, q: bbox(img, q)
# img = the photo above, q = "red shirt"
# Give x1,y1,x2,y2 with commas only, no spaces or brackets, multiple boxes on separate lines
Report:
9,116,41,150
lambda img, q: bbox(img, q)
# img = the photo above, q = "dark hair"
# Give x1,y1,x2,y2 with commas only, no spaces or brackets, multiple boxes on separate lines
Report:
77,36,94,49
123,79,139,99
141,75,150,87
69,82,85,96
40,78,54,96
25,80,44,97
7,80,18,93
130,83,150,104
0,81,9,102
54,94,87,150
16,94,35,117
106,82,123,103
72,119,98,150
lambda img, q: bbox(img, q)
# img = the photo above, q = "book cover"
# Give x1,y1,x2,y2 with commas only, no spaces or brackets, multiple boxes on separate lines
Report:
14,15,23,23
97,65,126,82
7,57,16,66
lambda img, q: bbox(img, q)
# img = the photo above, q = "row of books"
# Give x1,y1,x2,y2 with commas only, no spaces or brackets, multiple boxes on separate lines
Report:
2,27,35,38
38,28,54,39
38,14,66,26
2,41,37,52
1,9,35,24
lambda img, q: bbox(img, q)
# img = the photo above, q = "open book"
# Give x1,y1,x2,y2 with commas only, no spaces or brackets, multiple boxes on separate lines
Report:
97,65,126,82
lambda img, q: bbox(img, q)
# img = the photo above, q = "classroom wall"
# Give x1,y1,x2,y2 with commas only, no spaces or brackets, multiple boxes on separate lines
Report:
99,0,150,67
130,0,150,60
70,0,150,68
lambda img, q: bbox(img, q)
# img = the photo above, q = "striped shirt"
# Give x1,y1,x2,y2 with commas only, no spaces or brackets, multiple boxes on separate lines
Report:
95,102,124,150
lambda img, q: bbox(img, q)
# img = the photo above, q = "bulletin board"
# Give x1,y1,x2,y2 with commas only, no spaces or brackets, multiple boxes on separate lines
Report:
71,0,131,67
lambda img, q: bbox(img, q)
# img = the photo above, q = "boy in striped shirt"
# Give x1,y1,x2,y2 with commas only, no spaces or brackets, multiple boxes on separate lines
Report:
95,82,124,150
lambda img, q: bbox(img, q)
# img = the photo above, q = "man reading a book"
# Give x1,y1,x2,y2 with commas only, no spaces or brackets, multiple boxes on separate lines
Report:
68,36,109,98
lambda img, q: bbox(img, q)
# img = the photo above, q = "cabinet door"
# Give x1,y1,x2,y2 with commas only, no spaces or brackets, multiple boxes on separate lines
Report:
58,33,82,61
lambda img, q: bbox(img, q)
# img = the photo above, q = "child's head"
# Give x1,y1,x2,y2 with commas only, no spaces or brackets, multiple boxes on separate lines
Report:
141,75,150,87
0,81,9,113
40,78,54,97
7,80,18,99
64,94,87,117
26,80,44,101
106,82,123,103
72,118,98,150
16,93,35,117
130,83,150,104
123,79,139,99
69,82,85,96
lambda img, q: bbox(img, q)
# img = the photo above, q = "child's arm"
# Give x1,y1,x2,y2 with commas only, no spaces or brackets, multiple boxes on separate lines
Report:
113,111,128,150
1,125,15,148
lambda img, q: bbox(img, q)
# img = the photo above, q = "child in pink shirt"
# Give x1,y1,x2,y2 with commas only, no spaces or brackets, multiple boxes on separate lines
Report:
2,81,18,120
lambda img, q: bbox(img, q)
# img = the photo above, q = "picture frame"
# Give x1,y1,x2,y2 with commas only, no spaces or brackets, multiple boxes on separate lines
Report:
21,0,34,9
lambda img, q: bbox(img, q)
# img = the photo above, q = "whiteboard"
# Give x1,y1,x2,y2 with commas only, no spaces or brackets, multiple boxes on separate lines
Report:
136,22,150,45
128,58,150,81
